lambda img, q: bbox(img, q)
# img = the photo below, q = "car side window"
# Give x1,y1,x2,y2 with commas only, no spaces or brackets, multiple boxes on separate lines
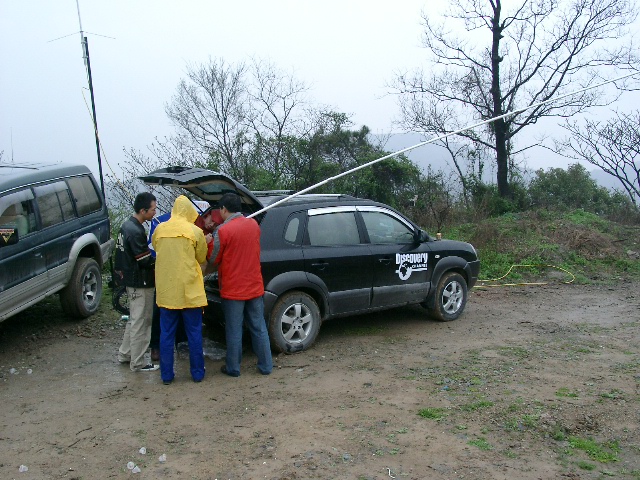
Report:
34,181,77,228
67,176,102,216
283,212,306,245
0,189,37,239
308,212,360,246
361,211,414,244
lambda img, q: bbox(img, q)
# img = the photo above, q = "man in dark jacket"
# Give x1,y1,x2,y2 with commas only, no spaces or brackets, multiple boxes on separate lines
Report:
115,192,159,372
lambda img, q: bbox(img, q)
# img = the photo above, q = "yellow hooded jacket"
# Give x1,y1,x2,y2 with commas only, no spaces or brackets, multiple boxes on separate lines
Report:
152,195,208,309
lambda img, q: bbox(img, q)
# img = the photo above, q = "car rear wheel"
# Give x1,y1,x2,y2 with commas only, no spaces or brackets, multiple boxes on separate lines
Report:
269,291,321,353
426,272,467,321
60,257,102,318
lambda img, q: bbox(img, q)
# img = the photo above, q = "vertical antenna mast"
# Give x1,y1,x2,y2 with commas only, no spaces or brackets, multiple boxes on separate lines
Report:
76,0,106,198
76,0,84,52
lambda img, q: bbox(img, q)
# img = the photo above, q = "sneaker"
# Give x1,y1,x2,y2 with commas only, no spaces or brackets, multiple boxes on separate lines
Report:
151,348,160,362
136,364,159,372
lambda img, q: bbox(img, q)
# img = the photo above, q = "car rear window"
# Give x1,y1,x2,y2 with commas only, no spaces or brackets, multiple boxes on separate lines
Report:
67,176,102,216
307,212,360,246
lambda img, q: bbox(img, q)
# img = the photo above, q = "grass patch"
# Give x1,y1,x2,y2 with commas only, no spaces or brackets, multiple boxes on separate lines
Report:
576,460,596,470
503,449,518,459
568,436,620,463
468,437,493,451
507,399,525,412
497,346,530,359
418,407,447,420
555,387,579,398
505,414,539,431
460,400,494,412
600,389,624,399
552,428,566,441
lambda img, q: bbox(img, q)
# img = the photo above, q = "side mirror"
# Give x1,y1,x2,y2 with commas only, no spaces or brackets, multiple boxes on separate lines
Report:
0,227,19,247
413,229,429,243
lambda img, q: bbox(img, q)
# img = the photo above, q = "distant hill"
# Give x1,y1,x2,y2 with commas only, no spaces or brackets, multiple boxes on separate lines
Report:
373,132,629,193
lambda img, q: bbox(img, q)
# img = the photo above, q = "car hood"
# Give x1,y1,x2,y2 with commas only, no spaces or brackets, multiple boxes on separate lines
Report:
139,166,264,213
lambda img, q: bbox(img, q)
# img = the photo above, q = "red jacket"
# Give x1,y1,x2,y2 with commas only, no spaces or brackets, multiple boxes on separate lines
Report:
214,215,263,300
194,210,223,260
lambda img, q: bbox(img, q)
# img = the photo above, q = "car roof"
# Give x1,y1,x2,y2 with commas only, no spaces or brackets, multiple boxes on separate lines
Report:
0,163,93,193
263,193,359,207
258,194,401,215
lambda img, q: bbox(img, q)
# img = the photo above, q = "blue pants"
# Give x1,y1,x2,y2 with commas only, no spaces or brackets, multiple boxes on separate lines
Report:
222,297,273,376
159,307,205,383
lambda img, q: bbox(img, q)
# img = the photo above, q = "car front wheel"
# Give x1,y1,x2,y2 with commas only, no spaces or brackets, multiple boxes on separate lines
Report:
60,257,102,318
426,272,467,321
269,291,321,353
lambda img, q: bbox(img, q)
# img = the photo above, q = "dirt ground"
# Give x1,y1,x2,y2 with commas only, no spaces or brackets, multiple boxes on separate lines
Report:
1,283,639,480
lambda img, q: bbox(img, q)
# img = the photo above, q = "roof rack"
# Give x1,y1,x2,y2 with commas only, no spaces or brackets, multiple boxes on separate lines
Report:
252,190,295,195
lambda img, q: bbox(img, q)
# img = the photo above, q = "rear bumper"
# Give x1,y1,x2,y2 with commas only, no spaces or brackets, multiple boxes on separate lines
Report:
101,238,115,265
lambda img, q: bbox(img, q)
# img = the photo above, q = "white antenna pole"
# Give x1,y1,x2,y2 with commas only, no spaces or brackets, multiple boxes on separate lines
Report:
75,0,86,66
248,70,640,218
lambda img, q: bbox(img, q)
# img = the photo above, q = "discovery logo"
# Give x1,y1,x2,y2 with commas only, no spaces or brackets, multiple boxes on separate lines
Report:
395,252,429,280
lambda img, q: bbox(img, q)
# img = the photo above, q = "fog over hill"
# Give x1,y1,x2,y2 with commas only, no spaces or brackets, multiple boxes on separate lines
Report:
374,133,627,193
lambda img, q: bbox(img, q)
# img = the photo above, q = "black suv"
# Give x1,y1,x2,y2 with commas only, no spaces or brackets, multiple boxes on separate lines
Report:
0,163,114,321
141,166,480,353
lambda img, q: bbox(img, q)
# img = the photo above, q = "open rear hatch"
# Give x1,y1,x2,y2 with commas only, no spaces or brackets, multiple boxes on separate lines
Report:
139,166,264,215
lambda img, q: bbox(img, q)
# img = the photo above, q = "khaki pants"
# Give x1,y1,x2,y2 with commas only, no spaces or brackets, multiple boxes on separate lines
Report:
118,287,155,371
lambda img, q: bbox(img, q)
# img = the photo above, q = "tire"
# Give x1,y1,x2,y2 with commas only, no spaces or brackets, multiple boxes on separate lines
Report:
269,291,321,354
427,272,467,322
60,258,102,318
112,286,130,315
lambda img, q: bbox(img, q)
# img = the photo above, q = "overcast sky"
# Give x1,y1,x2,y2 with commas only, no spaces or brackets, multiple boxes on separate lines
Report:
0,0,432,178
1,1,637,185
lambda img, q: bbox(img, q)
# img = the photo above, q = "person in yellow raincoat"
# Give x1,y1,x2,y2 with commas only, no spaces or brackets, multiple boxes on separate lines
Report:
152,195,208,384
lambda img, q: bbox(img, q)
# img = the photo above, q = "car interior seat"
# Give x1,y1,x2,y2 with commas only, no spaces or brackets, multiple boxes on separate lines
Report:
0,203,29,238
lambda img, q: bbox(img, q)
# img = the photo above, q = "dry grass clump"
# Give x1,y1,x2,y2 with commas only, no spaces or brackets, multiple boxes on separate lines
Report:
551,225,617,259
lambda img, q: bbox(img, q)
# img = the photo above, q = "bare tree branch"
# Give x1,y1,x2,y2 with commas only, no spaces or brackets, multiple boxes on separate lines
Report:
554,110,640,205
392,0,639,197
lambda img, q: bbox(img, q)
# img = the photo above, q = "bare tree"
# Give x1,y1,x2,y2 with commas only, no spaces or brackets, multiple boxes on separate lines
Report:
393,0,639,198
165,58,251,180
556,110,640,206
164,57,311,188
106,135,205,214
247,58,309,181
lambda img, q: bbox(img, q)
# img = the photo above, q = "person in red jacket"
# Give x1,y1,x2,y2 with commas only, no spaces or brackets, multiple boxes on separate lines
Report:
194,208,223,260
210,193,273,377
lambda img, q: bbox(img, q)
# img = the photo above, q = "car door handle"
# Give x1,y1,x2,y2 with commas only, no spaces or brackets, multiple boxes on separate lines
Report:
378,257,391,264
311,261,327,270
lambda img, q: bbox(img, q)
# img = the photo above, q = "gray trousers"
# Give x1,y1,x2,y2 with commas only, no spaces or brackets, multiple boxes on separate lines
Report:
118,287,155,371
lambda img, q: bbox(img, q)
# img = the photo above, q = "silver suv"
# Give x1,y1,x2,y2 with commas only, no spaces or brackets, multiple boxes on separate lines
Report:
0,163,115,321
